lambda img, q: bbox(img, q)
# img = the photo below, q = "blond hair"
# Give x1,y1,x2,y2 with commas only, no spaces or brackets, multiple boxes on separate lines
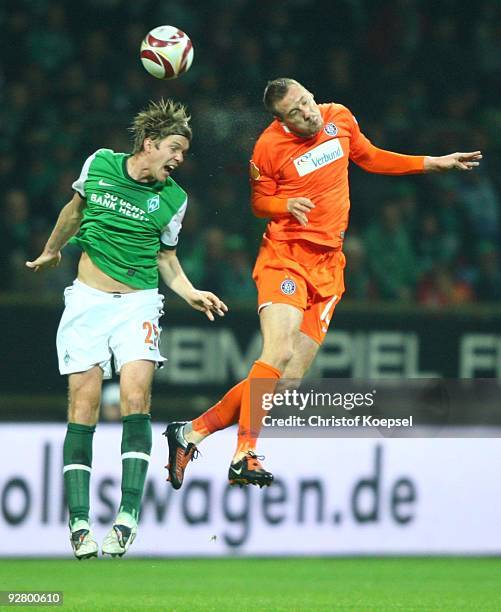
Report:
129,98,192,153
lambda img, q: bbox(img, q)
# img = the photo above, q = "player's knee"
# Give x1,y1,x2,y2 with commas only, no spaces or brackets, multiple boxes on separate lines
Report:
262,343,294,371
282,363,304,379
279,346,294,369
121,391,150,416
68,399,99,425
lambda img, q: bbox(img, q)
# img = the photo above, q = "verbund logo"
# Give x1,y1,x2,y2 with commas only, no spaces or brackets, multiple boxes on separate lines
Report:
293,139,344,177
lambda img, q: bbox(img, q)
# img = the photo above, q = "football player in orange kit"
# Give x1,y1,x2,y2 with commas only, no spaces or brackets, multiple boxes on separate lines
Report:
165,78,482,488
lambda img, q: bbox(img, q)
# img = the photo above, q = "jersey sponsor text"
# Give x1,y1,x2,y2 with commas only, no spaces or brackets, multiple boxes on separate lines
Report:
90,192,149,222
293,139,344,177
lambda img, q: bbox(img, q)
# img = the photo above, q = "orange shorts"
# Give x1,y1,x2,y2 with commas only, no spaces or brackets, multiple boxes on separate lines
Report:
252,236,346,345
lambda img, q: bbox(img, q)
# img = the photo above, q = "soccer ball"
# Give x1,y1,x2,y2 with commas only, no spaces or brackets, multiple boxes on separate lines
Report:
140,26,194,80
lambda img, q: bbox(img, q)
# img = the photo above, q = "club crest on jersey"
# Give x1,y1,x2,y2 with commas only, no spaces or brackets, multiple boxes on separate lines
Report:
147,194,160,213
324,123,338,136
280,278,296,295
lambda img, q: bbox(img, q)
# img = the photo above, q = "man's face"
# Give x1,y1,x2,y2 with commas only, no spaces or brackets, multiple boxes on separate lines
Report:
144,134,190,181
274,84,323,137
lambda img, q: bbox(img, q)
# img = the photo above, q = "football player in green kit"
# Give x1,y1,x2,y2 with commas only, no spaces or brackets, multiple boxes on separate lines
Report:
26,99,228,559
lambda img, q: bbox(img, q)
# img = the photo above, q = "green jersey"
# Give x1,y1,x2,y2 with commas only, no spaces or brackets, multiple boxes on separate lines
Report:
71,148,187,289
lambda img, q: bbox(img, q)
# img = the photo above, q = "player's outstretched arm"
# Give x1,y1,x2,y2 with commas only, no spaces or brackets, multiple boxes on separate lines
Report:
25,192,86,272
423,151,482,173
158,249,228,321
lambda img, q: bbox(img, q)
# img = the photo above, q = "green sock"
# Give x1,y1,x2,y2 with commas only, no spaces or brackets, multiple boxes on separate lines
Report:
118,413,152,523
63,422,95,529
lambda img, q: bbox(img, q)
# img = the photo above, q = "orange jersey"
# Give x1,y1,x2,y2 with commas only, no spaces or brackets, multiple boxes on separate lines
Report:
250,103,425,248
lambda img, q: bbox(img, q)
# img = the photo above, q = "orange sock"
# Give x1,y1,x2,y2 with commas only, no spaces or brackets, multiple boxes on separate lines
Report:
236,360,281,456
191,380,245,437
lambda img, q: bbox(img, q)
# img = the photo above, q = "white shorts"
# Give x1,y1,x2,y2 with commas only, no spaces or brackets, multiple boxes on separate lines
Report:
56,279,166,378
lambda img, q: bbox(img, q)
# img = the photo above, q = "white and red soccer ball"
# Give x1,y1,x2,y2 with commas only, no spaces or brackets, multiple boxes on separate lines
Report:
140,26,194,80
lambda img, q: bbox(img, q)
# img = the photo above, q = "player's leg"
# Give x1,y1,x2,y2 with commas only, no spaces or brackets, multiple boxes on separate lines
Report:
230,254,345,486
102,288,164,554
272,280,345,412
185,380,244,443
169,316,319,460
64,366,102,559
227,238,308,486
272,322,324,409
166,243,309,489
238,302,304,451
166,302,305,490
102,359,155,557
282,248,345,382
165,241,286,460
282,330,321,379
228,303,303,487
165,379,244,489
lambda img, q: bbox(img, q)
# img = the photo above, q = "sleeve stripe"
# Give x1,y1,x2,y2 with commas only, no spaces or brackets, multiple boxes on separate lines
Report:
71,149,102,197
160,197,188,247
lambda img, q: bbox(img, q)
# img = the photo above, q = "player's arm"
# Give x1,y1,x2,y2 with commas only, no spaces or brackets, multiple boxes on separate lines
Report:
250,159,315,226
348,110,482,175
353,142,482,175
26,192,86,272
157,248,228,321
423,151,482,172
252,193,315,227
156,198,227,320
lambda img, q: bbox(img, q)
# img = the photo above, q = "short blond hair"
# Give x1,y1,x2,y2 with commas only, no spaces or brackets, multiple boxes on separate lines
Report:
129,98,192,153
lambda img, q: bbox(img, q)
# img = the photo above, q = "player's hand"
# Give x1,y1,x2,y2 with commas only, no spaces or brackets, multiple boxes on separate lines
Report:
287,197,315,226
185,289,228,321
25,251,61,272
424,151,482,173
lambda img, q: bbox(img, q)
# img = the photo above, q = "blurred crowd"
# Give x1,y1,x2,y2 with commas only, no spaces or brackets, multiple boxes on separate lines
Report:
1,0,500,305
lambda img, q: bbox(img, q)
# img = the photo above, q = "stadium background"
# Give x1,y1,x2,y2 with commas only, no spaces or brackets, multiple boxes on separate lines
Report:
1,0,500,418
1,1,501,602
